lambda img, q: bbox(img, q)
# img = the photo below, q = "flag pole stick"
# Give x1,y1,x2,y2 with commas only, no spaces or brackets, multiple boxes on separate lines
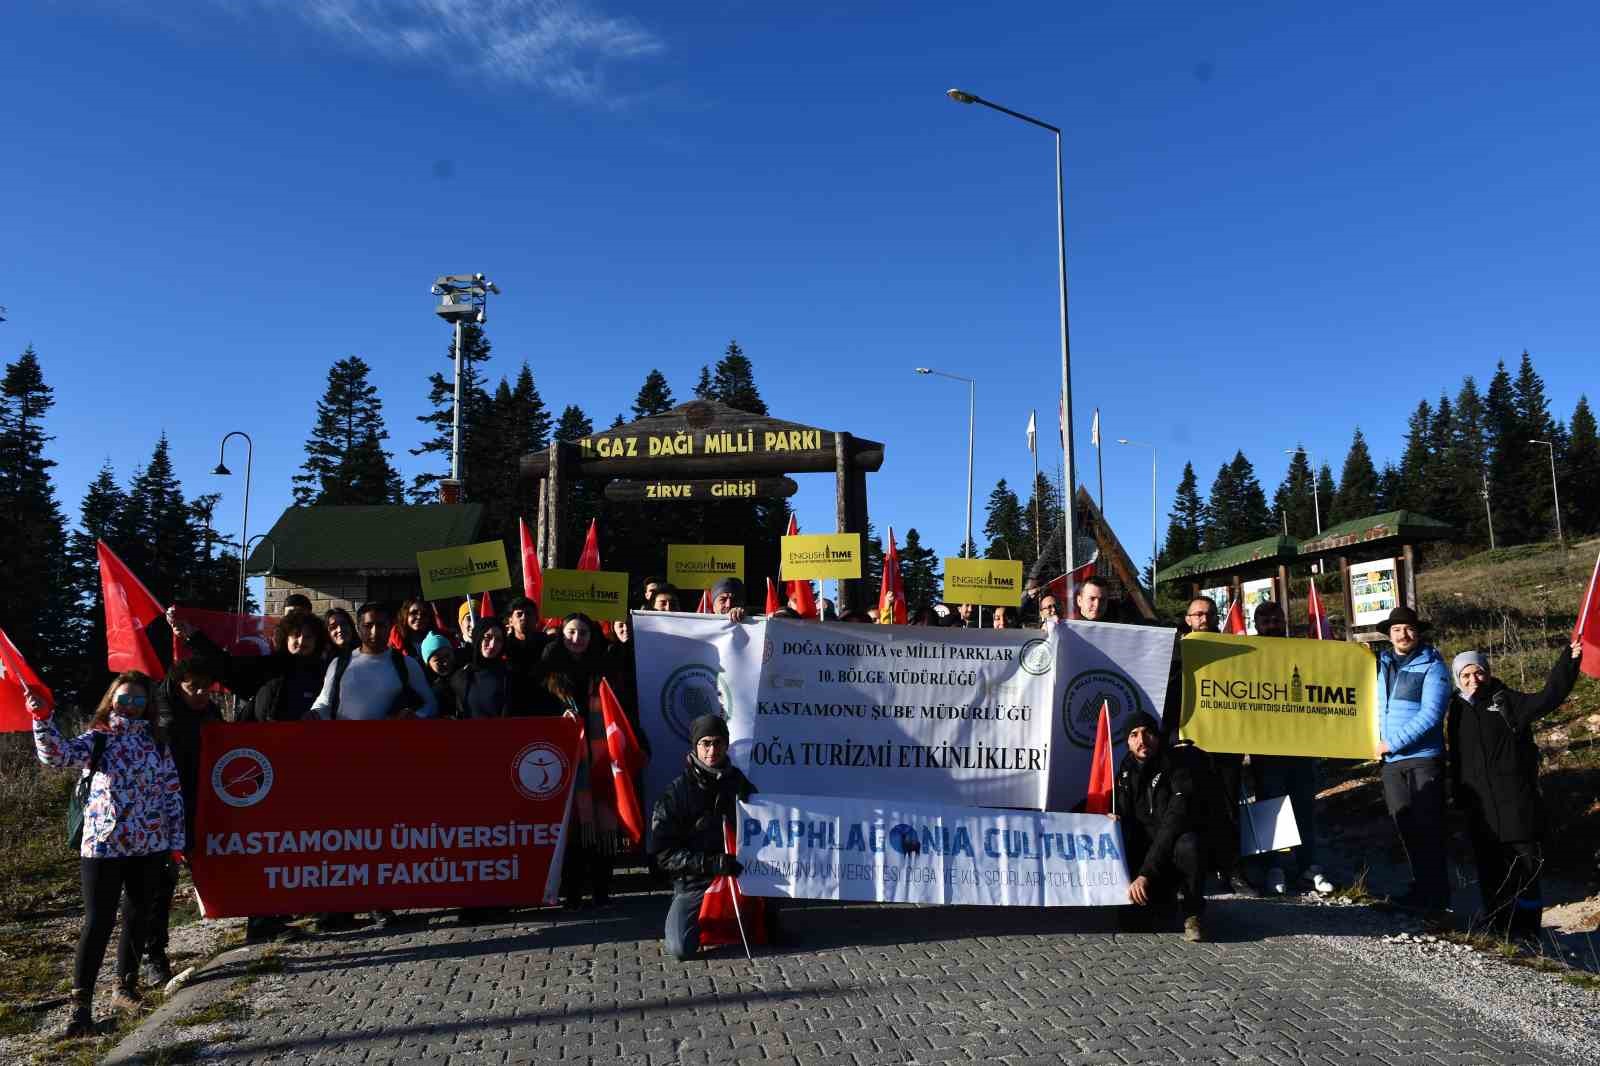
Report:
1578,551,1600,642
726,839,754,961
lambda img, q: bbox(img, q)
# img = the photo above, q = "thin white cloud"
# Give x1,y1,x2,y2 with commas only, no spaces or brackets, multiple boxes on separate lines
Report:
201,0,665,104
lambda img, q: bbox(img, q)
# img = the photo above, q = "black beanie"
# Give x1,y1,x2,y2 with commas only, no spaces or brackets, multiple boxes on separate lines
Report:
1126,711,1161,737
690,714,729,744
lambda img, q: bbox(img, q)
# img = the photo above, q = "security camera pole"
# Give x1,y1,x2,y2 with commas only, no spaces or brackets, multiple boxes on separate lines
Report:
432,274,500,495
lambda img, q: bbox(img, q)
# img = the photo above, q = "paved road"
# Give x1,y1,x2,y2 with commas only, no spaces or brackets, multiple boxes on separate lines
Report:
151,890,1571,1066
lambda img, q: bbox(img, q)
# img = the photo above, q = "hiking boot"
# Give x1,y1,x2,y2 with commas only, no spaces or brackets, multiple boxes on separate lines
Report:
1267,866,1288,895
143,947,173,987
1182,916,1205,943
63,989,94,1039
110,978,141,1014
1227,869,1261,898
1300,866,1335,895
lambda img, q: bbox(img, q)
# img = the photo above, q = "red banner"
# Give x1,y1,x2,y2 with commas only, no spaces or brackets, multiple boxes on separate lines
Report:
190,718,582,916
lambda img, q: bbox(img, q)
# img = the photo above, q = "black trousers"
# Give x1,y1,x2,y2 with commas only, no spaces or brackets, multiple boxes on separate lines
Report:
561,841,614,905
1380,757,1449,908
1211,753,1245,872
1126,831,1208,919
77,854,163,991
1468,823,1543,937
135,854,181,955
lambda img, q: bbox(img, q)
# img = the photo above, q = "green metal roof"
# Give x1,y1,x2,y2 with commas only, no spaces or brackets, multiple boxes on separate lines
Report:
1298,509,1455,556
247,504,486,574
1155,534,1299,584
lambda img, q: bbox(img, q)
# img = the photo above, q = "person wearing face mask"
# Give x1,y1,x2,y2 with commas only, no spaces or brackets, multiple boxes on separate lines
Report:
28,672,184,1038
1446,640,1582,938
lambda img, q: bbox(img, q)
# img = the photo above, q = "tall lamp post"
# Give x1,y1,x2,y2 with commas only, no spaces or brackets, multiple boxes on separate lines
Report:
431,273,500,495
1117,438,1157,594
1283,447,1322,534
915,367,976,558
213,431,253,631
947,88,1076,577
1528,438,1564,544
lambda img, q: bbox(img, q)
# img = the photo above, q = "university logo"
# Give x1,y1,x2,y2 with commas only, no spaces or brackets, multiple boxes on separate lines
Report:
511,742,569,801
211,748,274,808
661,663,734,742
1060,669,1146,749
1018,638,1054,676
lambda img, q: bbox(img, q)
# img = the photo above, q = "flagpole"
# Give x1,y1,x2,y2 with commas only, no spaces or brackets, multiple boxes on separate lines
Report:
1030,409,1041,558
725,833,754,961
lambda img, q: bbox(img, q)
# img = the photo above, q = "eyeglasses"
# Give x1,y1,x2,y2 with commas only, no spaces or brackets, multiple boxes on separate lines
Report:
1185,610,1214,619
113,693,147,710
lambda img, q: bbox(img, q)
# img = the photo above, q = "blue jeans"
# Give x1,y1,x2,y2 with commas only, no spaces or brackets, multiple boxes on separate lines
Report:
664,886,707,961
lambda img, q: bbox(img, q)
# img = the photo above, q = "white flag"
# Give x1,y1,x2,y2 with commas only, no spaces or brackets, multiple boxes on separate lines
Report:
1090,408,1100,448
1026,410,1037,456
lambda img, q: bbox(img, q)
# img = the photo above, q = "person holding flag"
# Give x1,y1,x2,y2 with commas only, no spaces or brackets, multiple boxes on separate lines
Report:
879,528,907,625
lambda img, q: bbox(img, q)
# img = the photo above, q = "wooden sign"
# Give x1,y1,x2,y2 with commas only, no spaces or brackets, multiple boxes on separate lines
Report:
604,477,799,504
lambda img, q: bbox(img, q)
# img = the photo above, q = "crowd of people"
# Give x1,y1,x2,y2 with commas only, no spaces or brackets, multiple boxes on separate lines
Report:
22,567,1585,1031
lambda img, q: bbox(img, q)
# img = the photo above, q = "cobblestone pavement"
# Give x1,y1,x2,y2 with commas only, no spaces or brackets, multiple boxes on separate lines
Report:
149,890,1580,1066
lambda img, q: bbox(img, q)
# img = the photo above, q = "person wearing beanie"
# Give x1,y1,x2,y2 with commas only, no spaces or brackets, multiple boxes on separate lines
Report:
1445,638,1583,938
710,578,748,623
1113,711,1213,943
420,631,458,716
1373,605,1452,913
647,714,767,960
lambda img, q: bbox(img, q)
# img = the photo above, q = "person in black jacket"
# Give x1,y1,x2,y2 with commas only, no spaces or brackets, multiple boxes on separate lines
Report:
647,714,758,960
1114,711,1212,942
248,614,328,723
1445,641,1582,938
451,622,516,719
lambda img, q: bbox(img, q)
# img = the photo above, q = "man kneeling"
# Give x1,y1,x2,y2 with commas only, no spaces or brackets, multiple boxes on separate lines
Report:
1116,712,1211,942
648,715,758,960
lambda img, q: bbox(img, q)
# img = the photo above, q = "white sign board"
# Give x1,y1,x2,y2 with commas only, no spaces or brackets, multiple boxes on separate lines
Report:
1348,558,1400,626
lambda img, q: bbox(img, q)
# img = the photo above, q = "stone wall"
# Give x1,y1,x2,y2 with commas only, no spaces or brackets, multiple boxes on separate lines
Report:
264,572,371,618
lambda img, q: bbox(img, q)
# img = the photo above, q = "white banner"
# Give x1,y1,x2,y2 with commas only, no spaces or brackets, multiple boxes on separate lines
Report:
746,619,1057,808
736,793,1130,907
1046,620,1175,811
633,612,769,805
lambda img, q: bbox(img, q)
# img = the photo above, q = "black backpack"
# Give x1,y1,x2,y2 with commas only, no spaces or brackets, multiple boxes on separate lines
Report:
327,649,426,719
66,733,109,850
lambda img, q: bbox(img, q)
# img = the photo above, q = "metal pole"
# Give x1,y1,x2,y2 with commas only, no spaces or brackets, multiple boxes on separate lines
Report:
1482,471,1496,550
965,378,975,557
1548,445,1564,545
240,437,251,619
1031,409,1041,558
1095,412,1104,518
1055,128,1077,579
1150,446,1158,594
451,318,464,482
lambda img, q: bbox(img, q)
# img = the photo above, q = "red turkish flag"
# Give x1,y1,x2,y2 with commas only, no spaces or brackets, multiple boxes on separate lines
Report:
1306,578,1332,640
1573,551,1600,679
478,591,496,619
0,624,53,731
1223,597,1247,635
1083,700,1114,815
97,540,166,679
697,588,713,614
784,515,818,619
697,821,767,949
878,527,907,625
519,517,543,605
577,519,602,571
765,578,782,616
597,679,646,845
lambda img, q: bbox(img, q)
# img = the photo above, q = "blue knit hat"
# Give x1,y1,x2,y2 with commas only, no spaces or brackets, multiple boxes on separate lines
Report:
420,632,451,665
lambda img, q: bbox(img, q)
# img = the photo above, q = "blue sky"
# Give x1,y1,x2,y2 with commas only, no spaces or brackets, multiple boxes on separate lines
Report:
4,1,1597,602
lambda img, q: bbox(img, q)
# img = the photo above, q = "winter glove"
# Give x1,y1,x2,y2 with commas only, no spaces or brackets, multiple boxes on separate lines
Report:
714,854,744,878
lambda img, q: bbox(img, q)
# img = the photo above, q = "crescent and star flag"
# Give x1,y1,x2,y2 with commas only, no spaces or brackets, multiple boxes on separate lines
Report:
765,578,781,616
1223,597,1248,635
698,821,766,951
577,519,602,571
1046,551,1101,614
784,515,819,619
519,517,543,606
1026,410,1037,456
1306,577,1332,640
1083,700,1114,815
878,527,907,625
0,624,53,731
172,607,278,665
97,539,166,679
1574,551,1600,679
597,678,646,845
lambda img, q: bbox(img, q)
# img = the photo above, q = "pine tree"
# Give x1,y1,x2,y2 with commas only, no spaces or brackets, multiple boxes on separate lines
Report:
1314,464,1337,533
67,463,126,703
899,528,942,609
1271,448,1317,539
1204,452,1271,549
1159,462,1206,566
1021,472,1061,574
1395,400,1434,512
114,435,197,603
411,323,493,502
1566,396,1600,536
293,356,403,506
693,365,714,400
553,405,599,565
709,341,767,414
1332,429,1379,523
1513,351,1559,540
1448,376,1491,544
982,479,1025,562
1424,393,1457,522
632,369,675,419
862,520,884,602
0,345,72,679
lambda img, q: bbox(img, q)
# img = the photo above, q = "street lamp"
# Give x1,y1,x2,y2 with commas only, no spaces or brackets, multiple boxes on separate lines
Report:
213,431,253,628
947,87,1077,577
1282,447,1322,534
432,273,501,491
1528,439,1564,544
1117,439,1157,593
915,367,976,558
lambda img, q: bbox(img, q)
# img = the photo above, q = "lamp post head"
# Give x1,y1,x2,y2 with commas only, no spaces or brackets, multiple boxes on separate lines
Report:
946,88,978,104
914,367,931,375
1528,439,1547,446
213,463,231,477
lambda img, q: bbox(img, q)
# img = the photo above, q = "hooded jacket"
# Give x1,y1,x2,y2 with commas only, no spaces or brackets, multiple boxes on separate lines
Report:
1376,643,1450,761
648,755,756,891
35,714,185,858
451,629,513,719
1445,649,1579,842
1113,743,1204,879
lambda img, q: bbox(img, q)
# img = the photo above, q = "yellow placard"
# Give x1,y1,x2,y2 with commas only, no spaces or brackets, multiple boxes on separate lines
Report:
416,540,514,601
540,569,630,623
780,533,862,581
942,558,1024,607
666,545,746,589
1180,633,1377,759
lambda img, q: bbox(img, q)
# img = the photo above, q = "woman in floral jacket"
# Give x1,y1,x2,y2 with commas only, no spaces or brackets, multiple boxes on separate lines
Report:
29,670,184,1038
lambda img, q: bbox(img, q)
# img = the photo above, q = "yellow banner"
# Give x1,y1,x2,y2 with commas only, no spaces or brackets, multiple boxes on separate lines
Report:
1179,633,1377,759
416,540,513,601
942,558,1024,607
541,569,630,623
780,533,862,581
666,545,745,589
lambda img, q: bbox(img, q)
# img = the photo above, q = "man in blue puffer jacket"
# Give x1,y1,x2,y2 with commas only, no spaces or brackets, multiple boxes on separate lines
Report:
1375,605,1452,912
